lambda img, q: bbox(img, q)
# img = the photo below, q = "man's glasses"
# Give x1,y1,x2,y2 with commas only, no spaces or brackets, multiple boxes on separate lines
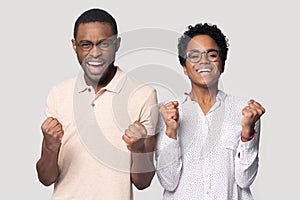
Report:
75,38,117,52
186,49,221,63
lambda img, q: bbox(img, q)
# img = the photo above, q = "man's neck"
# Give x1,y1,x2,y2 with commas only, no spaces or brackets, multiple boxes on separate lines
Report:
85,66,117,93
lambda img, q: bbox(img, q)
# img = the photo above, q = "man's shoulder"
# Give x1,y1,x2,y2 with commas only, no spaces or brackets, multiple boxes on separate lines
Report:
50,77,77,91
122,72,156,96
48,76,77,97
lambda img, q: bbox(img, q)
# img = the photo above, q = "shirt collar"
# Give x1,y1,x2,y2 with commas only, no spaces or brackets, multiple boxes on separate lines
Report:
180,89,227,105
216,90,227,102
76,67,126,94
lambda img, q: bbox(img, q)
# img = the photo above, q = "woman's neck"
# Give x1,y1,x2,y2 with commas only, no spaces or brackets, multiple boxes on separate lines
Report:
189,85,218,115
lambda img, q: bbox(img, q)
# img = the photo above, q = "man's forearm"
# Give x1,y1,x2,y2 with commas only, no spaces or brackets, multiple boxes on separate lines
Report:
131,171,155,190
36,141,60,186
130,150,155,190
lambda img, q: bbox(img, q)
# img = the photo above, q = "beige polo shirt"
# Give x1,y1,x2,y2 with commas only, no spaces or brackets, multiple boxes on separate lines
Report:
45,67,158,200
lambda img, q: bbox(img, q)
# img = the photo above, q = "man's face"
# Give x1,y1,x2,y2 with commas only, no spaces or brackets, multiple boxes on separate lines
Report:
183,34,223,88
72,22,120,86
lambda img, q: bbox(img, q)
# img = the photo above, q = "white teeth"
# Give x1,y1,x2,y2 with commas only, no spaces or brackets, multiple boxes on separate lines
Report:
196,68,212,73
87,61,104,66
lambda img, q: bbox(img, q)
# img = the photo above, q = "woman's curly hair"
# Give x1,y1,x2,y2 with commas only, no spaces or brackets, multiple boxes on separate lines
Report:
178,23,229,71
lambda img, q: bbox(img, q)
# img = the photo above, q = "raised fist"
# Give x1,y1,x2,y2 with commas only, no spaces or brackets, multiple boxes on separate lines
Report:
41,117,64,152
241,99,265,140
159,101,179,139
122,121,147,153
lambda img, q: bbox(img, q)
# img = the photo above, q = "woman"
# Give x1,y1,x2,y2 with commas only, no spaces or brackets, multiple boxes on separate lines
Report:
155,23,265,200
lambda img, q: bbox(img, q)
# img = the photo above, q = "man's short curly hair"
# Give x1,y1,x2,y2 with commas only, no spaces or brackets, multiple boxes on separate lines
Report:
73,8,118,39
178,23,229,71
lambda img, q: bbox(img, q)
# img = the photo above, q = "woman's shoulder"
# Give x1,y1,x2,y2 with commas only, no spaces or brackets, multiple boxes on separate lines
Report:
224,93,249,107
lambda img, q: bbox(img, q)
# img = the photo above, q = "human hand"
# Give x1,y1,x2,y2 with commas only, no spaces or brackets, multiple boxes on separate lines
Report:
159,101,179,139
41,117,64,152
122,121,147,153
241,100,266,140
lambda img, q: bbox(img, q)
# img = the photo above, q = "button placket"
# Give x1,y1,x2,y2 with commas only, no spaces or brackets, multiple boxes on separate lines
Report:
203,154,212,200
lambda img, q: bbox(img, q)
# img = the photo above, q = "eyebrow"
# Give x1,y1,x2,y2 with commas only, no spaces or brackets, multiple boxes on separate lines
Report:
78,38,109,44
187,48,220,52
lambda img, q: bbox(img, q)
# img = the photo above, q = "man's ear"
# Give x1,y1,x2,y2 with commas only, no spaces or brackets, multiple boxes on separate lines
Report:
115,37,121,52
71,39,77,53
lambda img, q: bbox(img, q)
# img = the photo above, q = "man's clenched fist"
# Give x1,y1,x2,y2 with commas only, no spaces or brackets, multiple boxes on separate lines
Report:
41,117,64,152
122,121,147,153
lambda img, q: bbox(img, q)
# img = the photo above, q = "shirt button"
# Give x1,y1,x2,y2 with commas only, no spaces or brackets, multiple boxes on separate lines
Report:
91,103,95,107
88,88,92,92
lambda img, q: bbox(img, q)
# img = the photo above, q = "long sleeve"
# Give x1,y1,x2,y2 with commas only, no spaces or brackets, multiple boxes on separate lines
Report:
155,114,182,192
235,120,261,188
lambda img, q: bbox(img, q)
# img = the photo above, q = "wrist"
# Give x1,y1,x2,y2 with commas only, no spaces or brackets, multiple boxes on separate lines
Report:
240,131,257,142
241,125,255,133
165,128,177,139
134,145,147,154
129,140,147,153
44,142,61,154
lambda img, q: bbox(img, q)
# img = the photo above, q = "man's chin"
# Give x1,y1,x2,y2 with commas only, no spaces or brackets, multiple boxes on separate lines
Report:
84,65,106,81
84,73,103,85
83,64,115,87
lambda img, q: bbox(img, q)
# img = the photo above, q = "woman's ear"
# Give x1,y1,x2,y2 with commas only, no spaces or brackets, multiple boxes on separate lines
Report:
183,66,188,75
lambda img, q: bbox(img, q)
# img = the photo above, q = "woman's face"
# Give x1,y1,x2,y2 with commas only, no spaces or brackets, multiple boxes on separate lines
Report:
184,34,223,89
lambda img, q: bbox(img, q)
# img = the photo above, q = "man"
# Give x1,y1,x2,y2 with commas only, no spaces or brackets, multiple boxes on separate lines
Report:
155,23,265,199
36,8,157,200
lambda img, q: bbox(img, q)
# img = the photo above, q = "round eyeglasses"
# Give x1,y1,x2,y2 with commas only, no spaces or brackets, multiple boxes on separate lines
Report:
75,38,117,52
186,49,221,63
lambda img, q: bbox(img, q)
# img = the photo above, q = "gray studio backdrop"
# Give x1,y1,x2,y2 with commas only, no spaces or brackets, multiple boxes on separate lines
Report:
1,0,299,199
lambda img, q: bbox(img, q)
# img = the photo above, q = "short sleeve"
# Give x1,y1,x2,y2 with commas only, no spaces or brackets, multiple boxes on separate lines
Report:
45,86,58,119
138,88,158,136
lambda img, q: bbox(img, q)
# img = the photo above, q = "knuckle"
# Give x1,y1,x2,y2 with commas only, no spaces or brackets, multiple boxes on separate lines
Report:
244,113,252,118
48,130,54,136
44,127,50,133
159,107,164,112
129,124,135,129
122,135,128,142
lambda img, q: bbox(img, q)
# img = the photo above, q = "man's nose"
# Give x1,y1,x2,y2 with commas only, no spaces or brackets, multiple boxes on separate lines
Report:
89,45,102,57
